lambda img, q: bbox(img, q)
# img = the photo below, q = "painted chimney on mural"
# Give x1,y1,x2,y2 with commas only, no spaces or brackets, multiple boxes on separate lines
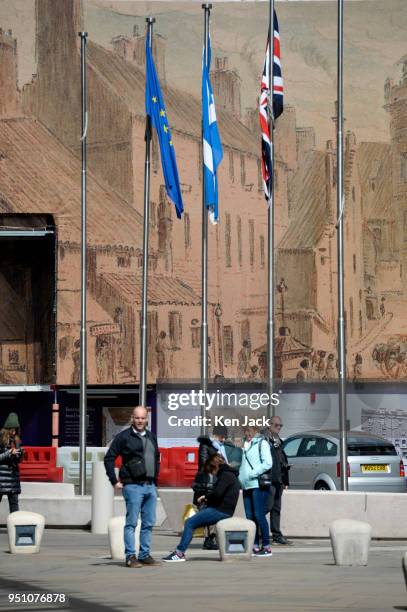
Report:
111,24,167,87
0,28,20,117
22,0,82,148
211,57,241,121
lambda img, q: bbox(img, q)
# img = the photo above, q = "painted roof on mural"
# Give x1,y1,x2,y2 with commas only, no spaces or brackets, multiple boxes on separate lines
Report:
254,331,311,357
0,117,143,249
58,290,114,326
278,150,329,250
99,272,201,306
87,41,260,156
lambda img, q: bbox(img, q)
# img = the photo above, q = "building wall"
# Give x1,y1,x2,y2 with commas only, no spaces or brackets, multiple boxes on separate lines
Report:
386,65,407,290
0,29,19,117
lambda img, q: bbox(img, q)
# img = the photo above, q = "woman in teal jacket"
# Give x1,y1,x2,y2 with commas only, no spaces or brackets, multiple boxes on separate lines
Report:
239,426,273,556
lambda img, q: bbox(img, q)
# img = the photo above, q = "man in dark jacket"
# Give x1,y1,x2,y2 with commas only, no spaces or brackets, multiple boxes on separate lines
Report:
163,455,240,562
104,406,161,568
262,416,292,545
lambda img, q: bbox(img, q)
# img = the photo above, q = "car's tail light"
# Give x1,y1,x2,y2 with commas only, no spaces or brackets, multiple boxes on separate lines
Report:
400,460,405,478
336,461,350,477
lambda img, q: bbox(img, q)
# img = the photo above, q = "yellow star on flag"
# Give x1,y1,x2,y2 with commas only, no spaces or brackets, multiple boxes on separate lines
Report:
152,96,157,103
169,140,173,146
163,124,168,133
160,109,166,117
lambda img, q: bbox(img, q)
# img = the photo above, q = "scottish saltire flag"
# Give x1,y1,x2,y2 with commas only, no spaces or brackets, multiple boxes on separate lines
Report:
259,10,284,203
202,35,223,223
145,32,183,218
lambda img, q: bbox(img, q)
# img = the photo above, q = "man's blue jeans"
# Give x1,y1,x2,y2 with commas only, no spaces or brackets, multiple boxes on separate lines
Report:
177,507,230,553
123,483,157,560
243,488,270,547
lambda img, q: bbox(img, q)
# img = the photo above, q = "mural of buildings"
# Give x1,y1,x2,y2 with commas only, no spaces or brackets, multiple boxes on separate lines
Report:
0,0,407,385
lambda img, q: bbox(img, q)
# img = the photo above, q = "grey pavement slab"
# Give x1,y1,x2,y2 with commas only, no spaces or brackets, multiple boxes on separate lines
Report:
0,528,406,612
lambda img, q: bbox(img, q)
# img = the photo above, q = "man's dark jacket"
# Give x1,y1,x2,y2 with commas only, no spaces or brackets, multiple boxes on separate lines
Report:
261,429,290,486
104,427,160,486
205,464,240,516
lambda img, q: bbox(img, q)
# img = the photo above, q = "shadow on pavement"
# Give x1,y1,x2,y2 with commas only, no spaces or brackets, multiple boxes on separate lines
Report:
0,576,134,612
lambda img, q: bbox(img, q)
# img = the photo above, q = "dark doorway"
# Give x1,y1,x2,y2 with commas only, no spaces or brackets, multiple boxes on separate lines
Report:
0,215,56,384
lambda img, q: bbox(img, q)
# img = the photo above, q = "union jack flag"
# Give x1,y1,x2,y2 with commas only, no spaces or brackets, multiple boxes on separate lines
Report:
259,10,284,203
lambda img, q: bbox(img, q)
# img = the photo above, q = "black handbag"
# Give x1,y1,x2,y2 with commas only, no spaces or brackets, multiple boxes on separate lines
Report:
126,456,147,480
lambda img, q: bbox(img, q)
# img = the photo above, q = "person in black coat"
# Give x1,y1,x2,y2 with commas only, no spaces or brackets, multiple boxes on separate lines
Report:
163,454,240,562
0,412,24,513
262,416,292,545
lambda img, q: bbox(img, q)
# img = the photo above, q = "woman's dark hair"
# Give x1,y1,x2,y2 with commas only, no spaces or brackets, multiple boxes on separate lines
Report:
203,453,225,474
0,429,21,447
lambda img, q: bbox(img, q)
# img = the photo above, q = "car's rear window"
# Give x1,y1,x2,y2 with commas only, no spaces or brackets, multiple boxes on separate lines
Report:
347,437,397,456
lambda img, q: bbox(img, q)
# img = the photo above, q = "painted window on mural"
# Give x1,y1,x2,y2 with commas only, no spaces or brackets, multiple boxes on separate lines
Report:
237,216,242,267
240,154,246,186
229,150,234,183
184,213,191,249
249,220,255,267
169,312,182,349
223,326,234,364
260,235,265,268
225,213,232,268
191,325,200,349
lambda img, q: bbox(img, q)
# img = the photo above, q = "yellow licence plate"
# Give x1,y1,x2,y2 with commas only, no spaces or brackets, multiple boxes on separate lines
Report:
361,464,389,473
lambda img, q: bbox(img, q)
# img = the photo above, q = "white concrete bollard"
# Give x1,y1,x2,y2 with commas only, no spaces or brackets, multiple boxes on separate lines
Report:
402,552,407,590
7,511,45,554
216,517,256,562
329,519,372,566
108,515,141,561
91,461,114,534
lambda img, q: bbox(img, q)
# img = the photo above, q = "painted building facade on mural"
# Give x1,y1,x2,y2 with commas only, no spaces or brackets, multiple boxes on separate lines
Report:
0,0,407,387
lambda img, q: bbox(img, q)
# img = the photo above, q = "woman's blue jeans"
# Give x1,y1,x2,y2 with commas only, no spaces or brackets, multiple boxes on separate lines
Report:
243,487,270,547
177,507,230,553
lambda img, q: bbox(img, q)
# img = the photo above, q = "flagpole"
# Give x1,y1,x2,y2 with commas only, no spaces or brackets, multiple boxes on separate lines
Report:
336,0,348,490
140,17,155,409
201,3,211,435
267,0,275,419
78,31,88,496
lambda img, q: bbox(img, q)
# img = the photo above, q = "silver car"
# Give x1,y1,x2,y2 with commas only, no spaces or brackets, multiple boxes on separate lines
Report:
282,430,406,492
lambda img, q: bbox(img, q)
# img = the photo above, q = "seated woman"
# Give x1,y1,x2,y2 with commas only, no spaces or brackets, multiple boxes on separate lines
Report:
163,454,240,562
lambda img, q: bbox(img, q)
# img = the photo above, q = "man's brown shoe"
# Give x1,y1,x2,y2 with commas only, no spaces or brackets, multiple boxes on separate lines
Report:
125,555,143,568
138,555,161,566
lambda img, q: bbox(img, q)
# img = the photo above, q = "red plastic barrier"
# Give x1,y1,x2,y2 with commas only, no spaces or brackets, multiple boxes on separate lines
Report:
165,447,198,487
20,446,63,483
157,447,178,487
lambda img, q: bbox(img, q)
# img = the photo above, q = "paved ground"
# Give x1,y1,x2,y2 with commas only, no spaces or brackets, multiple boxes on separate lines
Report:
0,528,406,612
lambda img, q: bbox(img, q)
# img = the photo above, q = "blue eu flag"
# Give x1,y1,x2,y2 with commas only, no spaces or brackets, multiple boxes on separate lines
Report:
145,32,183,219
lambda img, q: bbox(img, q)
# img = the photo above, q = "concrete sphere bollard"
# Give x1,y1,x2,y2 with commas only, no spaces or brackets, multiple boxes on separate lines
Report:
7,511,45,554
216,517,257,562
108,515,141,561
329,519,372,566
91,462,114,534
